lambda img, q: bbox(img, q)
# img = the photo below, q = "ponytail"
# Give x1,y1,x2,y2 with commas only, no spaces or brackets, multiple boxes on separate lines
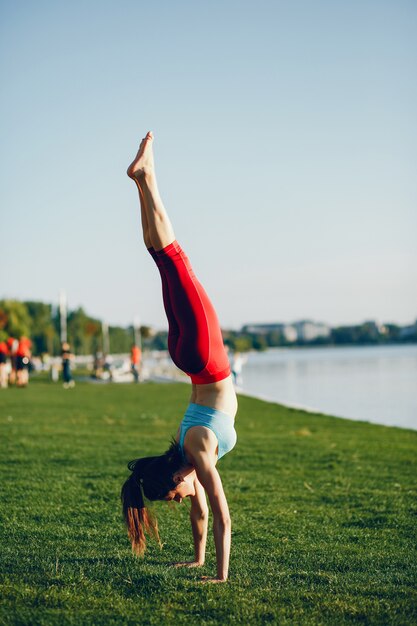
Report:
121,463,160,556
121,441,184,555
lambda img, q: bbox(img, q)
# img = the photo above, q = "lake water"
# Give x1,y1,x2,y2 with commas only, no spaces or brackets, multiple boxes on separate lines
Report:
238,345,417,431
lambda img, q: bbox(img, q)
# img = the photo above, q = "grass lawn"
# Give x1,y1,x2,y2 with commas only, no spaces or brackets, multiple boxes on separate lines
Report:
0,379,416,625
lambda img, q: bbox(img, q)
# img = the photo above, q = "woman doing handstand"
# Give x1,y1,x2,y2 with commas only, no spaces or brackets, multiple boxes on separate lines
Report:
121,132,238,583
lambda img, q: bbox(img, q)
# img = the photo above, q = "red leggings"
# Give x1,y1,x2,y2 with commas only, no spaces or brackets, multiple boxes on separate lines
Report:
149,241,231,384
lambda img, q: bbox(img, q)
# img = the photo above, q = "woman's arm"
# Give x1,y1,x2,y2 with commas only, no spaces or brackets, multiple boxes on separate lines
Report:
192,451,231,581
190,476,209,564
171,474,208,569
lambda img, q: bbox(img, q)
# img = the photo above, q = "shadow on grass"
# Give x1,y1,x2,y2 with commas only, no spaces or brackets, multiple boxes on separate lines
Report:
59,555,197,598
120,573,169,597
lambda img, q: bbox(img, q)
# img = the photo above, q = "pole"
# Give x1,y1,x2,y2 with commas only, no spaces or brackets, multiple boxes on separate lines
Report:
102,322,110,356
59,290,67,344
134,316,142,349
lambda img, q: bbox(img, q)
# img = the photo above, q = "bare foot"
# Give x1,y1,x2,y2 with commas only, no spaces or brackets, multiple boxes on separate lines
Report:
127,131,155,182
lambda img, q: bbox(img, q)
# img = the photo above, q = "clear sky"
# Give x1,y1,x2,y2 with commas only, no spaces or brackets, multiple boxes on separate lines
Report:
1,0,416,330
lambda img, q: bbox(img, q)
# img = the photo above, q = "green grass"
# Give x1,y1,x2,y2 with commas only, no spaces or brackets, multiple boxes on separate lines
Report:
0,380,416,625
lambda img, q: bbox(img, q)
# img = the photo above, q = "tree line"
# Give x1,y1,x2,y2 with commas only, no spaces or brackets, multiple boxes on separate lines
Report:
0,300,138,356
0,299,415,357
223,321,417,352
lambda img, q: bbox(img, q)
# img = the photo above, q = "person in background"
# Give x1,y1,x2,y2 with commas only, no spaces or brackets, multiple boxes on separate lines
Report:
93,351,104,379
103,354,114,381
16,336,32,387
130,344,142,383
0,340,8,388
7,336,18,385
231,351,247,388
61,342,75,389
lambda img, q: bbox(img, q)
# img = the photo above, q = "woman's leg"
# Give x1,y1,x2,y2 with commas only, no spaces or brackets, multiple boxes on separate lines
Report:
127,132,175,251
137,187,152,249
127,132,181,361
148,241,230,382
127,133,230,383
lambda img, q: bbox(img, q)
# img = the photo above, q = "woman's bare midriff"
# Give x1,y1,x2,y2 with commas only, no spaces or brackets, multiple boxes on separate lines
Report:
192,375,238,419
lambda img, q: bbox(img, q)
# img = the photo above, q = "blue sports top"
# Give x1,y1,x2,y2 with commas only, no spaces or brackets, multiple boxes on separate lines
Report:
179,403,237,461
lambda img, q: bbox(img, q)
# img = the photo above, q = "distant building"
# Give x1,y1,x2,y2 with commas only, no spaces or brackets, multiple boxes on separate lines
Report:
293,320,331,342
283,325,297,343
399,320,417,339
241,320,330,343
242,323,298,343
242,323,285,335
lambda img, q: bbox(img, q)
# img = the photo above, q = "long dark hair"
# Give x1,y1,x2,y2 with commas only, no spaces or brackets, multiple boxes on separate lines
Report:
121,440,184,555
